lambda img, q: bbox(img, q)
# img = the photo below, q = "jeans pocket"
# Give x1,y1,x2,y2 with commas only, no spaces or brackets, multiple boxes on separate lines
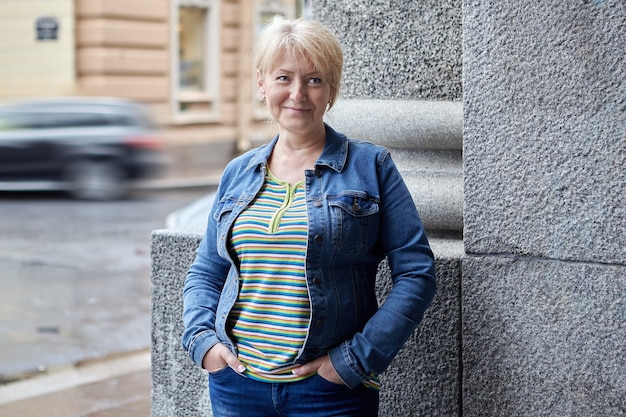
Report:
208,365,231,377
313,373,349,390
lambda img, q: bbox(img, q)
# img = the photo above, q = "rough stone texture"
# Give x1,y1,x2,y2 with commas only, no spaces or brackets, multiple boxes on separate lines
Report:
463,1,626,415
326,99,463,232
150,230,462,417
314,0,462,101
378,239,463,417
463,0,626,264
150,231,211,417
462,256,626,417
315,0,463,234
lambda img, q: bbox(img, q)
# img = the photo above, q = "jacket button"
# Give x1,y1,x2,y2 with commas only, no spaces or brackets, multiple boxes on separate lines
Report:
313,199,322,207
314,235,323,243
314,168,321,177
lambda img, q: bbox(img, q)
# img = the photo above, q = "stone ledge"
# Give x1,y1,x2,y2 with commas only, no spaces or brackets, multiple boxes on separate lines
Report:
150,230,463,417
325,99,462,150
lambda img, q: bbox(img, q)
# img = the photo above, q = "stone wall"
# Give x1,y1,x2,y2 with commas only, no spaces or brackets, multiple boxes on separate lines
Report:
314,0,462,101
151,232,209,417
463,1,626,415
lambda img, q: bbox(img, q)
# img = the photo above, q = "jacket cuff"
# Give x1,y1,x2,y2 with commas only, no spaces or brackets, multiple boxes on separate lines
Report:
328,343,367,389
188,331,219,367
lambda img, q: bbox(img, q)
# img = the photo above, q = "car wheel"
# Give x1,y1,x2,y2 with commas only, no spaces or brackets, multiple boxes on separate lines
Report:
64,159,127,200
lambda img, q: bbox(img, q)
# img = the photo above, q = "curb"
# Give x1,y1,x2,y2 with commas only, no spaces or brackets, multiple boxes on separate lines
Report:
0,350,151,406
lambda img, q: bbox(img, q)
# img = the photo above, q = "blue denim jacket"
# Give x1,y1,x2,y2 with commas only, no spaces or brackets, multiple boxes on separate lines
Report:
182,124,436,388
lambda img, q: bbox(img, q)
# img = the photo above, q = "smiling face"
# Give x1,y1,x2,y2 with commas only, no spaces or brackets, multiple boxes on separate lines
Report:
258,52,333,139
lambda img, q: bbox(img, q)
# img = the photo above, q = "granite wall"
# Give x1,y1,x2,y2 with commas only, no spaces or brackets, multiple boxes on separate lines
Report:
463,1,625,415
314,0,462,101
317,0,465,239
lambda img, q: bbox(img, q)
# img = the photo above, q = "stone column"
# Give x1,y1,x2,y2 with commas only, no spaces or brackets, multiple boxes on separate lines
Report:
463,1,626,415
317,0,463,237
315,1,463,415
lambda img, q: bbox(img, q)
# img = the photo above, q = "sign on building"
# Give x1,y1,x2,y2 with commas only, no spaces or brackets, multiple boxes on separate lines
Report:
36,16,59,41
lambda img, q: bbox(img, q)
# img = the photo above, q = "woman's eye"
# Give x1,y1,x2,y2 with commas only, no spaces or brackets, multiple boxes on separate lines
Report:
309,78,322,85
276,75,289,82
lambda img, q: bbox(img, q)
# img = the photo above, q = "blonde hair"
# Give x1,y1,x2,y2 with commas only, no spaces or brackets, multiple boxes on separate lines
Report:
253,18,343,109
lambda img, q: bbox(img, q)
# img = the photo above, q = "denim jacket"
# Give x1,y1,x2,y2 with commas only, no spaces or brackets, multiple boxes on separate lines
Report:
182,124,436,388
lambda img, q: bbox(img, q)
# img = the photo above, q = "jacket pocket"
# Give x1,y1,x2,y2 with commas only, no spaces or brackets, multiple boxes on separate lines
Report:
328,191,379,255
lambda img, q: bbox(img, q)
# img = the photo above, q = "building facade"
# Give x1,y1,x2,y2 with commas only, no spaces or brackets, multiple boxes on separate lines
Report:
0,0,305,174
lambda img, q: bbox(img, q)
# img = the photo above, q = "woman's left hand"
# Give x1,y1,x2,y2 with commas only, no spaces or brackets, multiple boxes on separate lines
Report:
292,355,346,385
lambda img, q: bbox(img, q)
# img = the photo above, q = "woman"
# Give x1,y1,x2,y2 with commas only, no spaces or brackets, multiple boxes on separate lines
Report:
182,18,436,417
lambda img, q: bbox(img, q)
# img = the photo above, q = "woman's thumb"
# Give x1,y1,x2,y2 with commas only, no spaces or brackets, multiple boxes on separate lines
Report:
222,348,245,373
291,359,320,377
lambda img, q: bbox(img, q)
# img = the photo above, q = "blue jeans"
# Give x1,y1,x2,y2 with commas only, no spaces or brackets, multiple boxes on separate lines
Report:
208,367,379,417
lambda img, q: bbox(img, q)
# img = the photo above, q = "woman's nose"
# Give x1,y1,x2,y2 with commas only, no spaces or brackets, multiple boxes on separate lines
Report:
290,80,306,102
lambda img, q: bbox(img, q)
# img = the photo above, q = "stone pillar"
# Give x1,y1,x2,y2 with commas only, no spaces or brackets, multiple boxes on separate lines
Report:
317,0,463,237
315,1,463,415
463,1,626,415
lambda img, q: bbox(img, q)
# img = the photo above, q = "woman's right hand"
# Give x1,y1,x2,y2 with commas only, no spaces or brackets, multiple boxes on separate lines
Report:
202,343,246,374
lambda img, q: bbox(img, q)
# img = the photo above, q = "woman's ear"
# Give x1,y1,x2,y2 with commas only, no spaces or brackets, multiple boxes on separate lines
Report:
327,88,336,109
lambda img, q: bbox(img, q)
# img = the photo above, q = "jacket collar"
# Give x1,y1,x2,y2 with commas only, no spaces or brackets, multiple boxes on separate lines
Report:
245,124,348,173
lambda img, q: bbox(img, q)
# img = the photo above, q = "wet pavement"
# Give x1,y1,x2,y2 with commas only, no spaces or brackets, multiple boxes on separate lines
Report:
0,173,220,416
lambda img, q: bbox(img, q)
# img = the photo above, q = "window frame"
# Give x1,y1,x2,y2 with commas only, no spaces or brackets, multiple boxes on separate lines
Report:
170,0,220,124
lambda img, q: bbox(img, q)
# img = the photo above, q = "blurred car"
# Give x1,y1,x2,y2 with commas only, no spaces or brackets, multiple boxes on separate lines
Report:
0,96,167,200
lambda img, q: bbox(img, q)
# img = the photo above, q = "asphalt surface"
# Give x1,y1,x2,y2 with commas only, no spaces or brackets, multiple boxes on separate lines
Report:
0,174,218,417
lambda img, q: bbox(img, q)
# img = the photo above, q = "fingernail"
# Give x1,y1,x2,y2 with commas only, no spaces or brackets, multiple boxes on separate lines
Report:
237,365,245,372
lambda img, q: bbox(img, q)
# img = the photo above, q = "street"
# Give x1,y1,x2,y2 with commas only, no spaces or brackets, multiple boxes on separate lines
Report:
0,188,209,383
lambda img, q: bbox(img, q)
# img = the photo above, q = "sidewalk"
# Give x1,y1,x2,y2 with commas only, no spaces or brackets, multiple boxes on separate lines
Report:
0,350,151,417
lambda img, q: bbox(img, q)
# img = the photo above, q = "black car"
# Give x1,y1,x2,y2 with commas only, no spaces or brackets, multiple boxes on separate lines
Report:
0,97,167,200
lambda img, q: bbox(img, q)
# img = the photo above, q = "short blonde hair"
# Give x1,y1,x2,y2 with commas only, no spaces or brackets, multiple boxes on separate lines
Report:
253,18,343,109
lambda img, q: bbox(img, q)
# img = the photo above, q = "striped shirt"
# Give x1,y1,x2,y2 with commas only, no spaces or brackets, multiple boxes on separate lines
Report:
228,172,311,382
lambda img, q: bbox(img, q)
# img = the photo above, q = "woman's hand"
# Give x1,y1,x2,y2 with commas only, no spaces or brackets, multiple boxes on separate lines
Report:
292,355,346,385
202,343,246,373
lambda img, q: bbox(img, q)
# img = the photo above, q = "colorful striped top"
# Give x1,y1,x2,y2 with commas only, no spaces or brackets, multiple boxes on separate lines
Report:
228,172,311,382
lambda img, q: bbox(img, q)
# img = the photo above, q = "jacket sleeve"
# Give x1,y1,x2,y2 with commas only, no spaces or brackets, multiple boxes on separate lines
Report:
181,185,232,367
328,151,437,388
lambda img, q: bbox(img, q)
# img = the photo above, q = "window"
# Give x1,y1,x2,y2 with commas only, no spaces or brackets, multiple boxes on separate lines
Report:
179,8,205,92
171,0,219,123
